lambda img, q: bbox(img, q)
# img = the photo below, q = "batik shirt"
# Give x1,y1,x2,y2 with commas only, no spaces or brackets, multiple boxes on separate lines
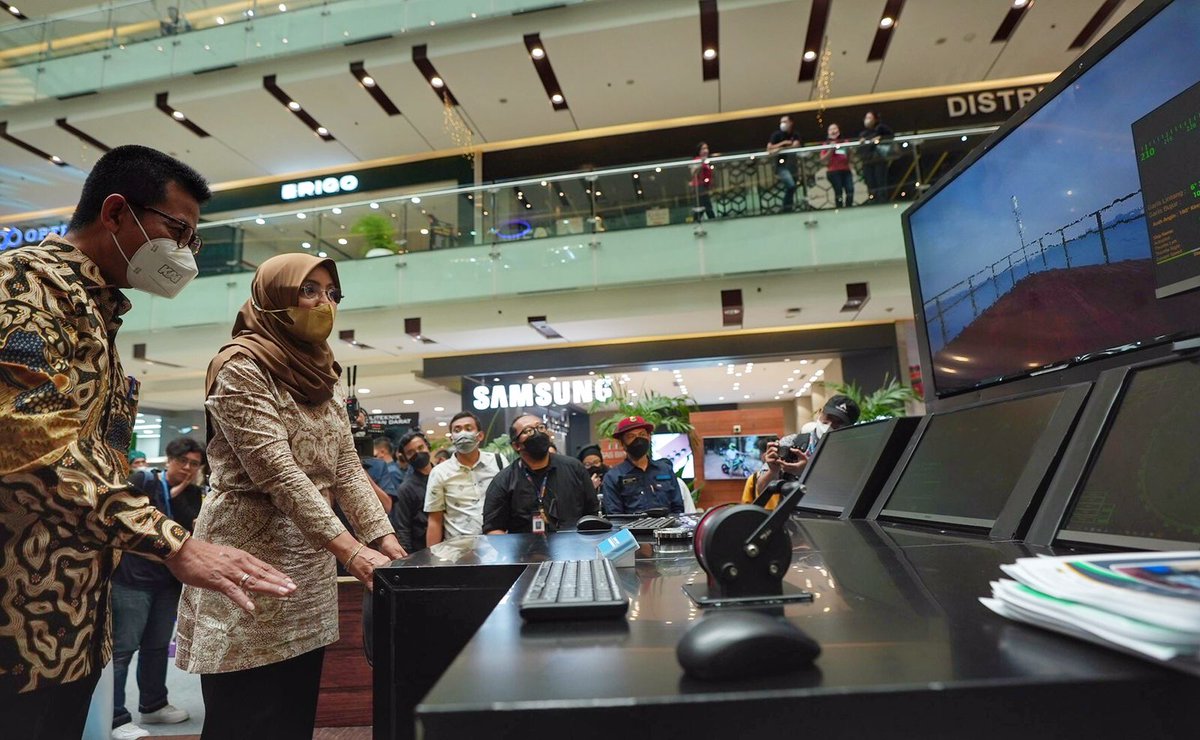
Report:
0,236,188,694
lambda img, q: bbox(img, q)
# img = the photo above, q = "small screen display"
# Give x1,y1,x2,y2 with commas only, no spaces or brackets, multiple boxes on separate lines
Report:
801,421,894,512
882,390,1065,526
1062,358,1200,547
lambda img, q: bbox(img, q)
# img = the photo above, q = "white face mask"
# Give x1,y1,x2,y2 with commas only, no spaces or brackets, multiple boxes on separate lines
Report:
780,122,790,132
112,207,198,298
812,421,832,439
451,430,480,454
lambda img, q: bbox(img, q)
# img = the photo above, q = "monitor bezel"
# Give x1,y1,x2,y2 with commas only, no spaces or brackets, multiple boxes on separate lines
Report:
900,0,1180,401
1025,352,1200,550
867,382,1092,539
796,417,920,518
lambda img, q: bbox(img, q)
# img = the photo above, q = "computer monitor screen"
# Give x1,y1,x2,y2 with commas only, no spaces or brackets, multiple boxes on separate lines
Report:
652,433,695,478
904,0,1200,398
701,435,776,480
880,389,1066,528
1059,358,1200,549
800,420,895,513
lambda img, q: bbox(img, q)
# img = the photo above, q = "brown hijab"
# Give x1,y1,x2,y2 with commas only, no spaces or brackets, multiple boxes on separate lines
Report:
205,254,342,409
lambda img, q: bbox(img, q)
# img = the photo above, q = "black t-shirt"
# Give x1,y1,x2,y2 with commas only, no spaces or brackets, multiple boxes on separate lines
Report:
113,469,204,590
393,470,430,552
770,128,798,168
858,122,894,159
481,454,599,534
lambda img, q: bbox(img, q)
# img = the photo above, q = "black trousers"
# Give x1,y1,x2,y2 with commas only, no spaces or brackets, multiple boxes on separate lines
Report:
200,647,325,740
0,670,101,740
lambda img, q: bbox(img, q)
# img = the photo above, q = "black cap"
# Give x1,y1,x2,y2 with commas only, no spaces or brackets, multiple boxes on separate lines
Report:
823,395,860,426
577,444,602,462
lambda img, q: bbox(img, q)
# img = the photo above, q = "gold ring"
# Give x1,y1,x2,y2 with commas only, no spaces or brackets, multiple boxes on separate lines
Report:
239,573,251,587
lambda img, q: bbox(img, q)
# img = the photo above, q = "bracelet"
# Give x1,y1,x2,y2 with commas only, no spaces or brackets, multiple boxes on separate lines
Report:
345,542,365,568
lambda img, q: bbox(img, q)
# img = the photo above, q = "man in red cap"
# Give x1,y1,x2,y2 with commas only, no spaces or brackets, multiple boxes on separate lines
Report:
600,416,686,515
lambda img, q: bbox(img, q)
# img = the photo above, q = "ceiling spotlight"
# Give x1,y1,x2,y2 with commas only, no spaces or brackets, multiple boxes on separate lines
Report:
369,202,379,209
371,409,382,414
332,207,342,214
171,110,186,121
49,155,62,163
301,242,311,248
403,399,415,405
358,388,371,395
7,5,19,13
430,76,444,88
317,251,328,257
531,47,545,59
1013,0,1029,6
361,75,376,88
215,15,224,24
316,126,329,136
255,217,266,225
803,50,817,62
411,196,421,204
551,93,564,104
879,16,894,29
278,2,287,10
287,101,301,111
337,238,348,245
702,48,717,60
296,212,306,219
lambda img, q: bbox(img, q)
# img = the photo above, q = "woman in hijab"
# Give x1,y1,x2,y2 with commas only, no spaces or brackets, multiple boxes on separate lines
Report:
175,254,406,739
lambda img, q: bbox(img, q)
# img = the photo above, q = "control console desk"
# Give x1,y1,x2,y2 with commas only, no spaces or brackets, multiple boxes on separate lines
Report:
373,519,1195,740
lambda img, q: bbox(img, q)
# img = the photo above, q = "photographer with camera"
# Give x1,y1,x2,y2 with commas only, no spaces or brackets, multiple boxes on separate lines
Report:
755,395,860,505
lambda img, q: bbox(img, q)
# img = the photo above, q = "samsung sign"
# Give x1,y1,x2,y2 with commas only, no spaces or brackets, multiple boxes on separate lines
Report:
1,223,68,251
281,174,360,201
473,378,614,410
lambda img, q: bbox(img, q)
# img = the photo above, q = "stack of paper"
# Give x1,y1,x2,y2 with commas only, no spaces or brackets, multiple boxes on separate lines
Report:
982,551,1200,665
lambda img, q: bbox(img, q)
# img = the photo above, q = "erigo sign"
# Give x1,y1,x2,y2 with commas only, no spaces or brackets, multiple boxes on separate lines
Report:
281,174,360,201
1,223,68,251
472,378,614,410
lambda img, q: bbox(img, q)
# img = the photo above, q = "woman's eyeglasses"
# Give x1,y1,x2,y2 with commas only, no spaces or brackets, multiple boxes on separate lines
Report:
300,281,344,304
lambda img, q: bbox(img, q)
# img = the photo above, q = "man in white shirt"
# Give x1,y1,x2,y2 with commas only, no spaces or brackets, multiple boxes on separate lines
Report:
424,411,506,546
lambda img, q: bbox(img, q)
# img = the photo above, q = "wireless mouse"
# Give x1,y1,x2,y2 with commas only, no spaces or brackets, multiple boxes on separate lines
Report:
676,610,820,681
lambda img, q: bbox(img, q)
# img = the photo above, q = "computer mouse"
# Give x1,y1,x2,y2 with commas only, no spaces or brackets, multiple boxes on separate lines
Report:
676,610,820,681
576,515,614,532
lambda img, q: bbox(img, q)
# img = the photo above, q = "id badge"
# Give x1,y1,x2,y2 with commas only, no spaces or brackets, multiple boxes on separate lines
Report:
532,514,546,534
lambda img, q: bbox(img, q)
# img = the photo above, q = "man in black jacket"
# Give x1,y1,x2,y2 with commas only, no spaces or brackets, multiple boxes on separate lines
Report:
483,414,598,534
111,437,205,739
392,430,433,552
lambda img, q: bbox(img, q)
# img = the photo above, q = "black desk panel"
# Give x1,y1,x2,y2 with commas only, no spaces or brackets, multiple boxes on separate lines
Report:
377,521,1195,740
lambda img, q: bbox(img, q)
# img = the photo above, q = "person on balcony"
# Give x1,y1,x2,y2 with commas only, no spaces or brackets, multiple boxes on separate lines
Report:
690,142,717,220
819,123,854,209
767,115,800,212
160,6,192,36
859,111,895,204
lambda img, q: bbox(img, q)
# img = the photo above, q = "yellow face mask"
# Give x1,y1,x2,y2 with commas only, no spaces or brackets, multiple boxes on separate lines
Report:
284,303,335,343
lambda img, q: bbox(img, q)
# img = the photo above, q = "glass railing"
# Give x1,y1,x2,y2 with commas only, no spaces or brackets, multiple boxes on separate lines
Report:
0,0,590,103
191,124,1000,276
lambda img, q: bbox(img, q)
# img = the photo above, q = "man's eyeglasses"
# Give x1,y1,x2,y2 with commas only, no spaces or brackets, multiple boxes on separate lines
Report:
516,423,549,439
130,201,203,255
300,281,344,304
173,456,204,469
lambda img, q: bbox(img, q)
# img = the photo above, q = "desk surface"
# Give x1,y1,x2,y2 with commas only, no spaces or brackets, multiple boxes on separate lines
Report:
408,519,1195,739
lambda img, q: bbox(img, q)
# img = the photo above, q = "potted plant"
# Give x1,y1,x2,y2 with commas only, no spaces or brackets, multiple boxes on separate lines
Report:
350,214,398,257
828,376,922,422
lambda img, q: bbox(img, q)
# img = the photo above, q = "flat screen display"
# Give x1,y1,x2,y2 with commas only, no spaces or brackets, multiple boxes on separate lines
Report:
800,421,894,513
905,0,1200,397
652,433,695,479
701,435,776,480
881,390,1066,528
1060,358,1200,548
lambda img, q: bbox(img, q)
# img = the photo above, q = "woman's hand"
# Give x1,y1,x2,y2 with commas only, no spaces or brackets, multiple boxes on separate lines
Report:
373,533,407,561
346,546,391,589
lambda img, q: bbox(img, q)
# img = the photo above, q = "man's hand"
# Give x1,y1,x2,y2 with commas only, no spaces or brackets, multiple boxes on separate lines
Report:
763,442,782,472
165,537,296,612
590,473,603,491
374,533,407,561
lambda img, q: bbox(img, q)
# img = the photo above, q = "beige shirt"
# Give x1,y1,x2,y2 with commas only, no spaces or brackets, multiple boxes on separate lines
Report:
423,451,505,540
175,356,392,674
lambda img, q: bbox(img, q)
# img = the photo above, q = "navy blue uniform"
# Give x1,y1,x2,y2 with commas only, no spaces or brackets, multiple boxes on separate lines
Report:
601,458,685,515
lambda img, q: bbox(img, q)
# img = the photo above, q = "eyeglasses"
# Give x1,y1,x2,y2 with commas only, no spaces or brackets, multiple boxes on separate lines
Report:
516,423,549,439
300,281,343,304
130,201,203,255
173,456,204,469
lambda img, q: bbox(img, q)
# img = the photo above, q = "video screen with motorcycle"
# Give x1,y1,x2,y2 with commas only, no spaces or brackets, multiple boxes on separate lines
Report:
701,435,778,480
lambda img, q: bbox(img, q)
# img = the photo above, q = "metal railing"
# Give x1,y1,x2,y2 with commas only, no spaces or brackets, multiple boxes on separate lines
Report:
922,191,1146,352
182,125,999,275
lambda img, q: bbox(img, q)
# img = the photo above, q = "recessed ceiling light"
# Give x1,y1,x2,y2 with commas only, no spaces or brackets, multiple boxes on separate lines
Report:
278,2,287,10
255,217,266,225
879,16,894,29
403,399,415,405
301,242,311,248
318,251,328,257
718,396,724,401
743,394,750,399
370,408,382,414
215,15,224,24
411,196,421,204
296,212,306,219
316,126,329,136
287,101,301,111
702,48,717,60
800,359,809,364
172,110,186,121
49,155,62,163
357,388,371,394
434,406,445,412
551,93,564,104
427,429,436,434
803,50,816,62
438,421,447,427
419,228,430,235
1012,0,1029,6
370,202,379,209
531,47,545,59
337,238,348,245
332,207,342,215
550,376,557,381
651,367,659,372
430,76,444,88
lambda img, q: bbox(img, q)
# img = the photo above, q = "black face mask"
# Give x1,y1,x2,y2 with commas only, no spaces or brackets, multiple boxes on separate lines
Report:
626,437,651,460
408,452,431,471
522,432,552,460
586,464,608,477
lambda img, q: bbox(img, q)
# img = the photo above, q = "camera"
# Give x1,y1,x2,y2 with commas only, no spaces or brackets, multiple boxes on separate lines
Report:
777,433,811,467
347,396,362,428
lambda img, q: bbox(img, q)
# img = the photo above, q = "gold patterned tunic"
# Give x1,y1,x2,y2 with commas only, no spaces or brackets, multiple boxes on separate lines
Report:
175,355,392,674
0,237,189,694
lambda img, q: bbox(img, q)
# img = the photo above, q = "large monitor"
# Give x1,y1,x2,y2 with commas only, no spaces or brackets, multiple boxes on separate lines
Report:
701,435,775,480
797,417,920,518
903,0,1200,399
870,384,1090,538
1036,356,1200,550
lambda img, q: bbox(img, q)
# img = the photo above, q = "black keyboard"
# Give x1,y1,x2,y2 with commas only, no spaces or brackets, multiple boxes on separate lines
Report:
519,559,629,622
622,516,678,533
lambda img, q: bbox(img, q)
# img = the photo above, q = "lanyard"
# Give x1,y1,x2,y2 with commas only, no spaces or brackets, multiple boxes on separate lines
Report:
522,465,550,514
158,474,174,520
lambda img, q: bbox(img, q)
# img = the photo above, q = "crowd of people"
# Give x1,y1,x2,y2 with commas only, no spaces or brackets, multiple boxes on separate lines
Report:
1,144,861,739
